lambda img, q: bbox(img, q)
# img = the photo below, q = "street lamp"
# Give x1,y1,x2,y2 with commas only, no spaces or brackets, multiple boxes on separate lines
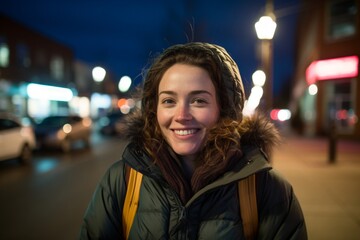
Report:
252,70,266,87
255,0,277,112
118,75,132,93
255,16,277,40
92,66,106,83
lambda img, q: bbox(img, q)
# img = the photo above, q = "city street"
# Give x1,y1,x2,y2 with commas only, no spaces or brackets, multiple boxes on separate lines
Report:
0,131,359,239
1,1,359,239
272,134,360,240
0,133,127,239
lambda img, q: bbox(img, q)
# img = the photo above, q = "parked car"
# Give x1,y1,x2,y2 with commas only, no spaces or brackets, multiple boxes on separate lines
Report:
0,113,36,164
34,115,92,152
98,111,124,135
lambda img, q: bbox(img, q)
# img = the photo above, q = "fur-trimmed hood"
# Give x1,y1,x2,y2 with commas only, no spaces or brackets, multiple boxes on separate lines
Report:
120,109,281,160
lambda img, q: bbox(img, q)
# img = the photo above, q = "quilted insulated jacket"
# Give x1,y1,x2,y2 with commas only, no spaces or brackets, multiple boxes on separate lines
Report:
79,115,307,239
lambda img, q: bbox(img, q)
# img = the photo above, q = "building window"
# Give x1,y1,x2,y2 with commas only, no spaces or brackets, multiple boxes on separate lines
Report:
16,43,31,67
325,79,356,133
0,37,9,67
50,55,64,80
327,0,358,39
35,50,47,67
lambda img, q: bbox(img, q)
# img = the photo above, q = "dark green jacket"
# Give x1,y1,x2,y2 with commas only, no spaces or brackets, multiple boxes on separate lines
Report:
80,114,307,239
80,142,307,239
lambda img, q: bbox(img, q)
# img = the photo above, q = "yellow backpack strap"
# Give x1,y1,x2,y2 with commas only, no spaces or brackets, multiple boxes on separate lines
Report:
238,173,258,240
122,166,143,239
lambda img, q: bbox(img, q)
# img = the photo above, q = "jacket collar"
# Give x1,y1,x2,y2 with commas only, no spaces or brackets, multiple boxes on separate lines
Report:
121,109,280,160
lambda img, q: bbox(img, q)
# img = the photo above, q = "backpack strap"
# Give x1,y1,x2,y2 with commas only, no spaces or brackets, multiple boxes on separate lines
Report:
122,166,258,239
122,166,143,239
238,174,258,240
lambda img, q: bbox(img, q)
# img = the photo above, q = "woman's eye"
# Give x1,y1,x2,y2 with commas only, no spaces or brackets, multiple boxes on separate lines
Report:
161,98,175,104
192,98,208,105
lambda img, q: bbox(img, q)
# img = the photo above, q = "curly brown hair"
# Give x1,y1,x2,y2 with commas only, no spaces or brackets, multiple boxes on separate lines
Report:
140,42,245,203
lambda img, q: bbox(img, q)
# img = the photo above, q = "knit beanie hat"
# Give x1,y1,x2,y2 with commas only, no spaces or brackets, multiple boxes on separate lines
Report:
195,42,245,121
143,42,245,122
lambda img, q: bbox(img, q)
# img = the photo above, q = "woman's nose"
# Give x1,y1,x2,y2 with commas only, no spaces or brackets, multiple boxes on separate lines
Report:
175,104,192,122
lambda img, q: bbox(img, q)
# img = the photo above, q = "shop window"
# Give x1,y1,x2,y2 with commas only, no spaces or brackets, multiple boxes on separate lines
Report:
327,0,358,39
0,37,9,67
326,80,356,133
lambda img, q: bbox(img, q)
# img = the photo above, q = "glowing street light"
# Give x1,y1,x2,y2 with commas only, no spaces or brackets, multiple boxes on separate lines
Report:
254,0,277,112
92,66,106,83
255,16,277,40
118,75,132,92
308,84,318,95
252,70,266,87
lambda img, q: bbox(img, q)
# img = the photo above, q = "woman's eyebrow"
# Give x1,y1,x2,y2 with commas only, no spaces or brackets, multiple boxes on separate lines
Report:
158,90,176,96
158,90,213,96
190,90,213,96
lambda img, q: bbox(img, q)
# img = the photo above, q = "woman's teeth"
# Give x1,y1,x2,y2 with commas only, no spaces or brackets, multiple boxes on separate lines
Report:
174,129,196,136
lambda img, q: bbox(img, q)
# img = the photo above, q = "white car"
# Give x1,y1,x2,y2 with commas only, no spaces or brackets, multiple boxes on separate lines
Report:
0,113,36,164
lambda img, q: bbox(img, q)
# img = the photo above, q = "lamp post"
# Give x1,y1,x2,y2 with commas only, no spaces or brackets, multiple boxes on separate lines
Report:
92,66,106,94
255,0,277,113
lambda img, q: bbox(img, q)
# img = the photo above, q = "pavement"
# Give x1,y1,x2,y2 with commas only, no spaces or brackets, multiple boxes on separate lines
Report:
272,133,360,240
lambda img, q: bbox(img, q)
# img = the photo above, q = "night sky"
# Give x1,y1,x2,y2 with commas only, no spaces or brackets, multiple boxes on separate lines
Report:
0,0,300,100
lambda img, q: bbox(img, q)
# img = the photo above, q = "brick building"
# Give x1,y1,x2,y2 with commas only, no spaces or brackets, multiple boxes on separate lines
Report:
291,0,360,140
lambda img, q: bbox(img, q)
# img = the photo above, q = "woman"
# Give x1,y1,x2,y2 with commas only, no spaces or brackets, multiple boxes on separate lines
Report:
80,42,307,239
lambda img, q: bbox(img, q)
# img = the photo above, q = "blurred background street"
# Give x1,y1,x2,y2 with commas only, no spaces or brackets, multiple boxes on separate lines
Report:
1,0,360,239
0,132,125,239
273,131,360,240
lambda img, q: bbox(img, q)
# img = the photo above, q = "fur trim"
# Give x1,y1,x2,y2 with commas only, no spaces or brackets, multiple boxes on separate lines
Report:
120,109,281,159
239,113,281,158
118,108,145,143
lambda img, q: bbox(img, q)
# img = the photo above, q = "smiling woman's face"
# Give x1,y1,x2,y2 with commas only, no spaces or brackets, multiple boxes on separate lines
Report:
157,63,220,160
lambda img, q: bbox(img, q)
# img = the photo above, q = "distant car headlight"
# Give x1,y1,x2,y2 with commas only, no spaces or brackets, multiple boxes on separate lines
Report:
63,124,72,133
56,124,72,140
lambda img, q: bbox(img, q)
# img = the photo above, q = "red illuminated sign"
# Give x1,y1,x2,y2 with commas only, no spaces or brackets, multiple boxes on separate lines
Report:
306,55,359,85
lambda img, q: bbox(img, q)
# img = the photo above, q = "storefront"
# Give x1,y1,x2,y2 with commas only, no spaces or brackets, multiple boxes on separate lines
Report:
305,55,359,138
1,81,89,121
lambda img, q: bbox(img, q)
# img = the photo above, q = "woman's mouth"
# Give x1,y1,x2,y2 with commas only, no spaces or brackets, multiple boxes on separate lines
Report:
174,129,198,136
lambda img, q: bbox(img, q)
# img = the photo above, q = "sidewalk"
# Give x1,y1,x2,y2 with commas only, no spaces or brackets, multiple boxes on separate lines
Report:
272,135,360,240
